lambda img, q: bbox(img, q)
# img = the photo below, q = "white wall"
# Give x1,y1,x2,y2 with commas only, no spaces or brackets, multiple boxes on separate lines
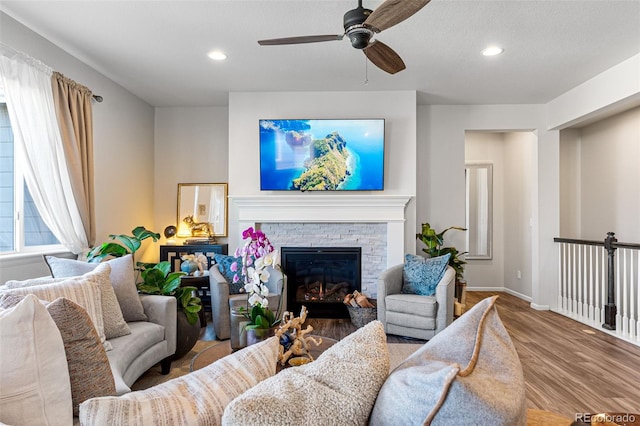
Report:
502,132,535,298
560,107,640,242
0,12,155,280
418,104,559,308
153,107,229,260
547,54,640,129
226,91,417,253
464,131,534,299
465,132,505,289
559,129,581,237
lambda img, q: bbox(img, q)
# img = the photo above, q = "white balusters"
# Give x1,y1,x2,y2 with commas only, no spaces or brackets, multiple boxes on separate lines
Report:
555,239,639,345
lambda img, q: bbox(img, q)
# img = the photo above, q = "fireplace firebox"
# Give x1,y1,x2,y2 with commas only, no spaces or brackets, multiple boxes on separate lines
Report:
281,247,361,318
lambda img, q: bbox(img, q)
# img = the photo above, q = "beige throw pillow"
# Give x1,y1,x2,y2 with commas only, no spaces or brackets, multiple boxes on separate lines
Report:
80,336,280,426
4,263,131,339
222,320,390,426
0,294,73,426
90,263,131,339
370,296,527,426
45,254,147,321
47,297,117,415
0,267,111,350
0,295,117,416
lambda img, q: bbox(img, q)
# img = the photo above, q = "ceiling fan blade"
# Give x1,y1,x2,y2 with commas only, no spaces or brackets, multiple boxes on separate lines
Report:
363,40,406,74
258,34,344,46
365,0,430,32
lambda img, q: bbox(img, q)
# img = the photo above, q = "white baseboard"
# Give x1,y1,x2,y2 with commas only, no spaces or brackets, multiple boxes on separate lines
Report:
503,288,532,303
530,303,550,311
467,286,540,307
467,286,504,292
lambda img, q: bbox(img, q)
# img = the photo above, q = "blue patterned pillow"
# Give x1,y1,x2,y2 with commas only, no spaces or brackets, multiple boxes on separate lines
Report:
402,253,451,296
213,254,244,294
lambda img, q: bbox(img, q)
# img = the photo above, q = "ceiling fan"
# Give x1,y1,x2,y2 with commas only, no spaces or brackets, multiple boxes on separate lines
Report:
258,0,430,75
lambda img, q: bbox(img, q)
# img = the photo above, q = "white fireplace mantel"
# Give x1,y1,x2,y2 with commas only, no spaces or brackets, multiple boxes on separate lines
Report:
230,194,412,267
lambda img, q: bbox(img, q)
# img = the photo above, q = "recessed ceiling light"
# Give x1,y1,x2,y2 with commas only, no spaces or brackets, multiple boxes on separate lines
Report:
482,46,504,57
208,50,227,61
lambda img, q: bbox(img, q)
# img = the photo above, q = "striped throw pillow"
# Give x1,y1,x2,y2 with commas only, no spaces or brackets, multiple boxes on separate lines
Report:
0,266,110,350
80,336,280,426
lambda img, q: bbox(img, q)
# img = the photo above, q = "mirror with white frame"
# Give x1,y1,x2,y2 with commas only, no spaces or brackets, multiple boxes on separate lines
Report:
465,163,493,259
177,183,228,237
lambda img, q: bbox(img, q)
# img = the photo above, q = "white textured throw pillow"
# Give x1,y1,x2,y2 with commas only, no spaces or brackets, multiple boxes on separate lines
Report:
222,320,390,426
0,295,73,426
370,296,527,426
4,263,130,339
80,336,280,426
45,254,147,321
0,266,111,350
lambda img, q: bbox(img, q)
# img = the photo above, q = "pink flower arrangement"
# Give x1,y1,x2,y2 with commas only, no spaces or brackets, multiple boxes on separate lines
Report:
231,227,279,308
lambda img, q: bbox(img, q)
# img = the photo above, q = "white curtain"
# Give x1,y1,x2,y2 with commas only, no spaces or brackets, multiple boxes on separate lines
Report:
0,45,89,254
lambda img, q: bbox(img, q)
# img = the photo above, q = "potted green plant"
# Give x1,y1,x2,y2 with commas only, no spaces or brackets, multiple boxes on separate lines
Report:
87,226,160,262
136,261,201,325
416,222,468,282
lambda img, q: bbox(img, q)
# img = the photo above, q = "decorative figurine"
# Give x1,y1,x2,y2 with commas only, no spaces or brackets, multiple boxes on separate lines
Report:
182,215,214,238
275,306,322,366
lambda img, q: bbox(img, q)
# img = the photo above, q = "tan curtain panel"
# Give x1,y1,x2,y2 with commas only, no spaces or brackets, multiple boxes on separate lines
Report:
51,72,96,246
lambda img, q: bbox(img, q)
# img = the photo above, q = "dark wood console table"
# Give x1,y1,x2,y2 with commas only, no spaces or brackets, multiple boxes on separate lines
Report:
159,244,228,325
159,244,228,273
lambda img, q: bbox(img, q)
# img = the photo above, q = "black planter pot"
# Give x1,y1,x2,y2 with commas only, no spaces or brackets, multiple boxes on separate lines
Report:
173,310,200,360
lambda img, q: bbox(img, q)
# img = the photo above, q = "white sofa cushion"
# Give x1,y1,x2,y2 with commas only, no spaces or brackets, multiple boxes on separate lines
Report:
4,262,131,339
370,295,527,426
45,254,147,322
80,336,280,426
0,266,111,350
107,321,167,395
222,320,389,426
0,295,73,425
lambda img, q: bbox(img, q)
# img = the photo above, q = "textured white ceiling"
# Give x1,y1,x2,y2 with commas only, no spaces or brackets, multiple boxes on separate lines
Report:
1,0,639,107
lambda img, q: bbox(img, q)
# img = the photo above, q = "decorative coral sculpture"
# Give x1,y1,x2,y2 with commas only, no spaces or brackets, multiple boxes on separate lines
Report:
275,306,322,366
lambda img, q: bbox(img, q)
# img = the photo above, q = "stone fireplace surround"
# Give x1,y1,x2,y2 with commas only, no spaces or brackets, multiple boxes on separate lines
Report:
231,195,412,299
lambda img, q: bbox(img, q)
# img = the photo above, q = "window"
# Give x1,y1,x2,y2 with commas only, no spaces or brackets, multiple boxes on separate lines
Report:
0,100,60,254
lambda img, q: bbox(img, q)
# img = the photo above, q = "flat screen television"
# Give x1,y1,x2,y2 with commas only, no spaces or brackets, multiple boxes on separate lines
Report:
259,119,385,191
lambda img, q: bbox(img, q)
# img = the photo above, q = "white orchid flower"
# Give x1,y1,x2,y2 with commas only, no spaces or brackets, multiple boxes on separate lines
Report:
248,293,263,307
257,269,269,284
260,285,269,297
260,298,269,309
243,283,254,293
263,251,279,267
254,256,265,270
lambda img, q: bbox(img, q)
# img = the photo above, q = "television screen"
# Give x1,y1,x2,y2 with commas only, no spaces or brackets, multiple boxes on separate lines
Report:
259,119,385,191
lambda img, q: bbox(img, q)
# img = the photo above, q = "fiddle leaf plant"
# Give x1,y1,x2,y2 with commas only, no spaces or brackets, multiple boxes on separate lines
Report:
417,222,468,282
87,226,160,263
137,261,202,325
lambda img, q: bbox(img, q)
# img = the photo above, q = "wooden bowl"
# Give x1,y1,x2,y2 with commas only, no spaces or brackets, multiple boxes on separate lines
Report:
288,357,311,367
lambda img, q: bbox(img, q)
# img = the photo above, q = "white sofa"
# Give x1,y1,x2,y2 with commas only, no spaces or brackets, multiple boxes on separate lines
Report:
0,257,178,423
106,294,176,395
78,296,527,426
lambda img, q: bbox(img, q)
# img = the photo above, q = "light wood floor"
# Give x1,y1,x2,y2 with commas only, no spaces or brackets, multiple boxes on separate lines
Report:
466,292,640,418
200,292,640,418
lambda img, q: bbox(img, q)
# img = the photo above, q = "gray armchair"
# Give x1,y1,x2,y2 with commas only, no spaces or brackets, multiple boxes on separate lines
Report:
377,264,455,340
209,266,287,348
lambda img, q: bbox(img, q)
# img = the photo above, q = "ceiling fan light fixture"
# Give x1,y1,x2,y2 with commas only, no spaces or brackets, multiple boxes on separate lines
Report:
207,50,227,61
347,26,373,49
482,46,504,57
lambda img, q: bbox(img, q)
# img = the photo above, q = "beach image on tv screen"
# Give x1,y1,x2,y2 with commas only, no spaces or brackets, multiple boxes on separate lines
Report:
259,119,384,191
